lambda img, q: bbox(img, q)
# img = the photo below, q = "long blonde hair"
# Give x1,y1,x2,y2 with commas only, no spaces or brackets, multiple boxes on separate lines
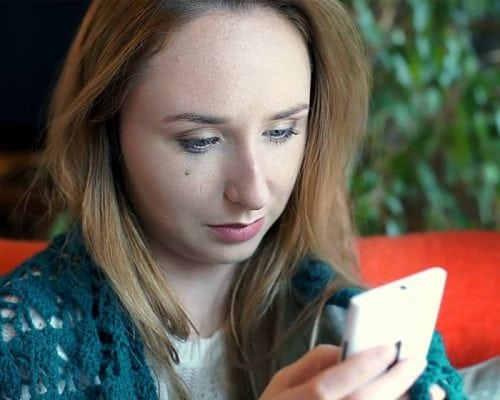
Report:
41,0,370,398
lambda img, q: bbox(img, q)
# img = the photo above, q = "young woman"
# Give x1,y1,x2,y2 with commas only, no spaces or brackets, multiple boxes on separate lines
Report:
0,1,463,399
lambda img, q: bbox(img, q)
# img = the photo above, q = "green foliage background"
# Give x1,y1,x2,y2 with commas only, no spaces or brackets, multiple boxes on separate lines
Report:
347,0,500,235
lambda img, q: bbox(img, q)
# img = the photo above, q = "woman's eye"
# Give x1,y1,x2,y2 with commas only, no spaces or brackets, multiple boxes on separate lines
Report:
264,127,298,144
178,137,220,153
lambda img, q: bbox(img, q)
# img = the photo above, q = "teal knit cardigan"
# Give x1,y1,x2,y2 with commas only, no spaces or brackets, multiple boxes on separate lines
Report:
0,232,465,399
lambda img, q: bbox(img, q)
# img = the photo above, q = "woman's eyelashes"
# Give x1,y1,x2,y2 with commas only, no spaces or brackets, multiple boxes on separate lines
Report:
177,127,300,154
178,136,220,153
264,127,299,145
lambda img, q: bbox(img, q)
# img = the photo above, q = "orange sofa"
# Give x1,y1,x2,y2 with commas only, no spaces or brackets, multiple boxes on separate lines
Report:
1,230,499,369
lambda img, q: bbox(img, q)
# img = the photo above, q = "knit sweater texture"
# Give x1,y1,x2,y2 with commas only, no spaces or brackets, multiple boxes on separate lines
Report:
0,231,465,399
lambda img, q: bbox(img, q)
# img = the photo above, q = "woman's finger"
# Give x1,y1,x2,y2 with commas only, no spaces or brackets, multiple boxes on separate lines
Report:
284,345,398,399
273,344,341,389
351,357,428,400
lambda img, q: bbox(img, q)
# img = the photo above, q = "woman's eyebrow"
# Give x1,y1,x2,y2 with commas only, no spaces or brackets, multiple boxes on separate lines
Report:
268,103,310,120
162,103,309,125
162,112,228,125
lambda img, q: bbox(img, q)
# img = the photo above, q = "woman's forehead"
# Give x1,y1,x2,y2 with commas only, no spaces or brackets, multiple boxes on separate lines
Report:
131,7,311,120
142,9,310,108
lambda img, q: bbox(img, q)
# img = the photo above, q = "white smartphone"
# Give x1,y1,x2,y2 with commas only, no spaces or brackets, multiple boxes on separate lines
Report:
340,267,447,362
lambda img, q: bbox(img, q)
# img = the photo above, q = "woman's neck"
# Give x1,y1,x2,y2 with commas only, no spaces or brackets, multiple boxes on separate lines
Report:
151,251,238,339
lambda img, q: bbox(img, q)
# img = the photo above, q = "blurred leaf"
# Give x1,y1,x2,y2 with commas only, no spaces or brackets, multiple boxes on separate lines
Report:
48,211,71,239
410,0,430,33
392,54,413,88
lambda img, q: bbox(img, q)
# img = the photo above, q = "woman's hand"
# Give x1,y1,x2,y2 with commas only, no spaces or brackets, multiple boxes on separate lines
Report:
260,344,428,400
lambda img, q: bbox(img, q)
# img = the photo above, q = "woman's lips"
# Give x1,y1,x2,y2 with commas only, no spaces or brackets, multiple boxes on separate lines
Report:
207,218,265,243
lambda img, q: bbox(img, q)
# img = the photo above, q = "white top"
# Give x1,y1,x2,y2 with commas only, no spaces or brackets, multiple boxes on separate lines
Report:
148,330,231,400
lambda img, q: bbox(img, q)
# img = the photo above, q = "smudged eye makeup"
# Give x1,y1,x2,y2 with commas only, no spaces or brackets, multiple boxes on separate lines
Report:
177,126,299,154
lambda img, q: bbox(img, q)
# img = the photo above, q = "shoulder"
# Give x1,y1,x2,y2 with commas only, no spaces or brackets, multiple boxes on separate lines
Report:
0,233,103,398
0,232,99,323
0,231,158,399
292,257,363,309
291,258,363,344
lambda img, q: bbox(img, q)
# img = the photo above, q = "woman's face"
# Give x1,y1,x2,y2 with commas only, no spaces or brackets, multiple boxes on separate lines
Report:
120,8,311,269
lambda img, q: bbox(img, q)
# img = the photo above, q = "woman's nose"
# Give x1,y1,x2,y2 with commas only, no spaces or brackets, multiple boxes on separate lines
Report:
224,150,270,211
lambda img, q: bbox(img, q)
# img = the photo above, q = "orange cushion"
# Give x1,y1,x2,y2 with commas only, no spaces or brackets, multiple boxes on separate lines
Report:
0,238,47,274
358,230,500,368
